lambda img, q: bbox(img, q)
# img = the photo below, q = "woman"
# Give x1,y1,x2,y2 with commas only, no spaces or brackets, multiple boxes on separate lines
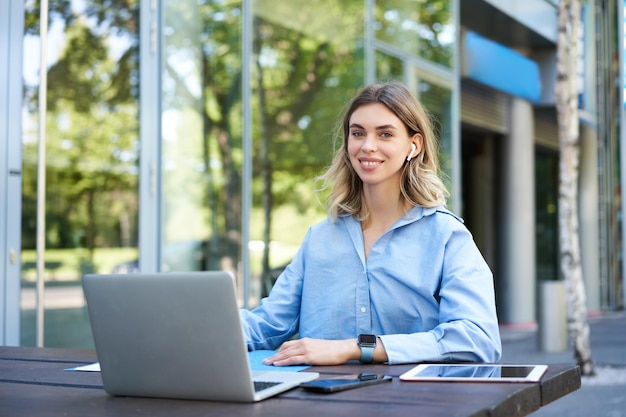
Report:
240,81,502,365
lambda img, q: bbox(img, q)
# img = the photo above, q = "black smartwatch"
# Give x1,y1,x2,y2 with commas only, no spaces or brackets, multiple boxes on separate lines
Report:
357,334,377,363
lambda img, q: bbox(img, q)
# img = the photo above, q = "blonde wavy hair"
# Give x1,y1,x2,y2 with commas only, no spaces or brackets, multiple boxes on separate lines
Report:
315,81,449,221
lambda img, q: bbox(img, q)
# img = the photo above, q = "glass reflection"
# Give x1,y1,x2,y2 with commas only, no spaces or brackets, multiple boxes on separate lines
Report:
415,77,452,192
251,0,365,302
161,0,242,276
376,51,404,80
18,0,458,348
415,364,502,378
375,0,454,68
21,0,140,347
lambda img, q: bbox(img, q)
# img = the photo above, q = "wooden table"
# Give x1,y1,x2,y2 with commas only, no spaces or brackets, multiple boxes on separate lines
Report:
0,347,580,417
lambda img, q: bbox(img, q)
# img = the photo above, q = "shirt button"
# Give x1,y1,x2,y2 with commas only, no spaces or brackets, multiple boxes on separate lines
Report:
360,307,366,313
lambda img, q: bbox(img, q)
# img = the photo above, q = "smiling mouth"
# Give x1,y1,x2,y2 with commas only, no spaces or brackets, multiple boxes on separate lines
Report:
360,160,382,167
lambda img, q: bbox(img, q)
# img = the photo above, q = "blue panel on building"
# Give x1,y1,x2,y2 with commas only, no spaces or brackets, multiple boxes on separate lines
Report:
464,31,541,103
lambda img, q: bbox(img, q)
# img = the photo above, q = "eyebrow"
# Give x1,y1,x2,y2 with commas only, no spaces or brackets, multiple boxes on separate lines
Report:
349,123,398,130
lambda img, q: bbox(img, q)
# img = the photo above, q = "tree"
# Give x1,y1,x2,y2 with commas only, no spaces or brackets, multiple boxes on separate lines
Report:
555,0,595,376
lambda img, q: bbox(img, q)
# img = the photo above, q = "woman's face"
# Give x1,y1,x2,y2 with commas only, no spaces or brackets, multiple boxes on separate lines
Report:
347,102,420,190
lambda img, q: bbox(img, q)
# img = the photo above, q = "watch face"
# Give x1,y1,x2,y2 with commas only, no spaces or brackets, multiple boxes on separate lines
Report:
359,334,376,344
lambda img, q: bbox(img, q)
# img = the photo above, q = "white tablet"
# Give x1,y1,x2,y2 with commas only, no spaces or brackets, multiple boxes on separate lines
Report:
399,364,548,383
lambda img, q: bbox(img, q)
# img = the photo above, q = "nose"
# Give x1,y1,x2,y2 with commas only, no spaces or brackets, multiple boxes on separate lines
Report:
360,134,377,152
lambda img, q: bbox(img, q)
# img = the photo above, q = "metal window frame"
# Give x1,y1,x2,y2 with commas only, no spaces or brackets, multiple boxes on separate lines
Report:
140,0,255,301
0,0,24,346
138,0,163,274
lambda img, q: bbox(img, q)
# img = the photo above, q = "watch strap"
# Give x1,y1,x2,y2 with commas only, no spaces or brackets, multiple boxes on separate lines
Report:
359,345,374,363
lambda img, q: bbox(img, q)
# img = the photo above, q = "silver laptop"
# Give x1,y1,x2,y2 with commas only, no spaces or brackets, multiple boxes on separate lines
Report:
82,271,318,402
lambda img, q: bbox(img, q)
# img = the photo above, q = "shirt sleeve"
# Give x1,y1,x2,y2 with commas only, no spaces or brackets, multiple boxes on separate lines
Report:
239,229,310,351
380,219,502,364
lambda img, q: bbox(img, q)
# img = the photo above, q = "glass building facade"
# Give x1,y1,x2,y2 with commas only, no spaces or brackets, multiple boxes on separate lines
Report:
3,0,457,347
0,0,623,348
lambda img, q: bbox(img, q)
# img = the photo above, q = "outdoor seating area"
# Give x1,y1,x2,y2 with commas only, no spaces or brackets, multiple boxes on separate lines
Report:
2,1,625,416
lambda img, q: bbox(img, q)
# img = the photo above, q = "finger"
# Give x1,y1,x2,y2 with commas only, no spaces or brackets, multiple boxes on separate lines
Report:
262,347,296,365
277,340,298,352
271,355,308,367
262,351,287,365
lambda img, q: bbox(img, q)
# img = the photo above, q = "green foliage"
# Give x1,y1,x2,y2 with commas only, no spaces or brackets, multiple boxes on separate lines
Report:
374,0,453,67
251,0,365,207
22,0,140,252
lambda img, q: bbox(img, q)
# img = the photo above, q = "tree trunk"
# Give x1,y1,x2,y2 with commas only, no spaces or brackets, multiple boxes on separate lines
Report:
555,0,595,376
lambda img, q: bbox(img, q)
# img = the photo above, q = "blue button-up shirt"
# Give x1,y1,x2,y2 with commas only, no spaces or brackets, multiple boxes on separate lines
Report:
240,206,502,364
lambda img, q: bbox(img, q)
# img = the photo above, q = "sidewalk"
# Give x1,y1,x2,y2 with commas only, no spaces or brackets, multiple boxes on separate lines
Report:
500,311,626,416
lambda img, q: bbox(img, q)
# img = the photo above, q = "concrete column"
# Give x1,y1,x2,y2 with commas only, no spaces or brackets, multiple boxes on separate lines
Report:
539,280,568,352
579,123,600,313
498,97,536,326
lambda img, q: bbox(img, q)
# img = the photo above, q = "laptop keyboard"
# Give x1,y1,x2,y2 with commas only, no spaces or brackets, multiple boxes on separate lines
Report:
254,380,282,392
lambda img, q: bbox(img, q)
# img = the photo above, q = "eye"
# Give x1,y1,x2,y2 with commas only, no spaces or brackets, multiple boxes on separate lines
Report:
379,131,393,139
351,130,364,137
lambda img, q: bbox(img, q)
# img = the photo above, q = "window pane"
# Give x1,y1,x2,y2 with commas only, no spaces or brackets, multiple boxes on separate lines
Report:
414,77,453,195
251,0,365,303
21,0,140,347
535,152,559,281
376,51,404,80
161,0,242,276
375,0,454,68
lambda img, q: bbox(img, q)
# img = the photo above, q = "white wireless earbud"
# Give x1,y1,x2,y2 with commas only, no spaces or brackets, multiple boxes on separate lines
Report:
406,143,417,162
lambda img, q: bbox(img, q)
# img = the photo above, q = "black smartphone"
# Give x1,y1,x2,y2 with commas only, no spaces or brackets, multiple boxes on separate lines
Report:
300,373,392,393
